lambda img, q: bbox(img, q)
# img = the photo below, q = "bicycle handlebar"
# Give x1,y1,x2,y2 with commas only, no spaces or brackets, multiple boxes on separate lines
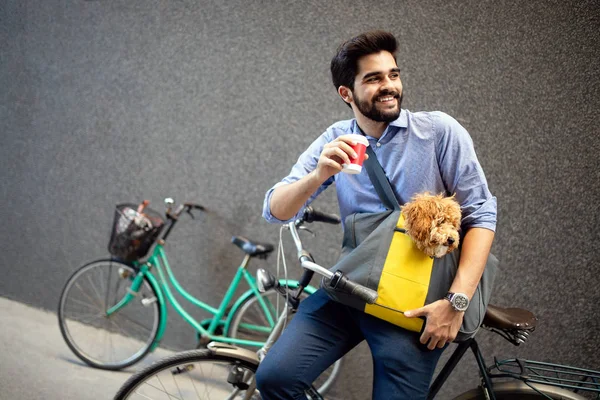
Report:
301,206,341,225
184,202,206,211
161,200,206,241
287,208,379,305
327,270,379,304
168,201,206,219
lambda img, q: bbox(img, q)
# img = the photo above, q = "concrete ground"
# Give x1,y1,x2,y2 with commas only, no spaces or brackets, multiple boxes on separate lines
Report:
0,296,175,400
0,296,351,400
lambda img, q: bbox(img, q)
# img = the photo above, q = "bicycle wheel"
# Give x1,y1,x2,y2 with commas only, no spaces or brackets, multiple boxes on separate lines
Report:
58,259,161,370
114,349,260,400
453,381,587,400
228,288,342,396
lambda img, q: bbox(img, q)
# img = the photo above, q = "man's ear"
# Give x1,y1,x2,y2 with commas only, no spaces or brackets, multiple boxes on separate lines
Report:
338,86,353,104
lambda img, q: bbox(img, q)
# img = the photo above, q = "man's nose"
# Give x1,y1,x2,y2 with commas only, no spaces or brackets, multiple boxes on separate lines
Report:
380,77,399,92
381,76,394,88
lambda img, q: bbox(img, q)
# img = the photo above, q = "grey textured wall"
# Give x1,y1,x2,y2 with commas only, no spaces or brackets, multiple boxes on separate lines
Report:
1,0,599,398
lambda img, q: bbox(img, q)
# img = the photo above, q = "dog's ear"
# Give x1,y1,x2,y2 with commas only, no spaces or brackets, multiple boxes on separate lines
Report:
402,196,438,243
440,195,462,228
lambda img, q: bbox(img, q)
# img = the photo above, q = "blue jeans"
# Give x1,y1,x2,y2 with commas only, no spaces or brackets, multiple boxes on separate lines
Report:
255,289,445,399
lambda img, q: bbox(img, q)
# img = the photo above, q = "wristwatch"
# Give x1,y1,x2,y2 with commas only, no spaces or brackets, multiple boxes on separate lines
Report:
444,292,470,312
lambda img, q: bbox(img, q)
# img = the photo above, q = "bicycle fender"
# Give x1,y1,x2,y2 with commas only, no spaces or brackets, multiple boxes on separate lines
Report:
453,381,587,400
207,342,260,366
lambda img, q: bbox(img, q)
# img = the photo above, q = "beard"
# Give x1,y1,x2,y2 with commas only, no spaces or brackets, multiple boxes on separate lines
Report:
353,91,403,123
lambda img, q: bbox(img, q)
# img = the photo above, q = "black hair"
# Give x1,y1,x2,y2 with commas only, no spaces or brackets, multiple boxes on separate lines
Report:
330,30,398,104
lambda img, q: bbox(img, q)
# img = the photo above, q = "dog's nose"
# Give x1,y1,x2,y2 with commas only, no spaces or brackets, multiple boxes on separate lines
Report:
447,237,455,245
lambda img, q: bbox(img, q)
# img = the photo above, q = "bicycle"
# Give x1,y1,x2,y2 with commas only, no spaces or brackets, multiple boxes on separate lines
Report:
113,206,600,400
57,199,342,395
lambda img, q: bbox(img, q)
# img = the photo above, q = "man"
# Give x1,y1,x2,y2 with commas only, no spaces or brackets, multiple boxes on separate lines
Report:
257,30,496,399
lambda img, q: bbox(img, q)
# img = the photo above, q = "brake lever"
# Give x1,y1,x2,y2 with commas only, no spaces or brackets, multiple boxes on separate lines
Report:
298,226,316,237
186,208,195,220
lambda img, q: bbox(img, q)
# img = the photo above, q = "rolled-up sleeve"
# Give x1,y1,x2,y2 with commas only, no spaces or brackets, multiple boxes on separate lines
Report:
434,112,497,232
262,132,335,224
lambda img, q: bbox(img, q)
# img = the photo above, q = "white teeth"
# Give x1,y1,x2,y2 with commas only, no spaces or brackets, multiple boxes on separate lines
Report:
378,96,394,102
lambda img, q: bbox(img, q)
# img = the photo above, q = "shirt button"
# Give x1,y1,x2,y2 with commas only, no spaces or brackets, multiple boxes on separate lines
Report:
376,142,381,147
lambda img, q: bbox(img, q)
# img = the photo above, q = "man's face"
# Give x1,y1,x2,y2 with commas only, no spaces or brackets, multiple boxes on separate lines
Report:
350,51,403,123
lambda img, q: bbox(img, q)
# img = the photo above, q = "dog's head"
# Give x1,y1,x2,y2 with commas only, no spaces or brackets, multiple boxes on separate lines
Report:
401,193,462,258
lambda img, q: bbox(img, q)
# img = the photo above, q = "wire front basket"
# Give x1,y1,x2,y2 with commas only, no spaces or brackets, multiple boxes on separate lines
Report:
491,358,600,397
108,203,165,262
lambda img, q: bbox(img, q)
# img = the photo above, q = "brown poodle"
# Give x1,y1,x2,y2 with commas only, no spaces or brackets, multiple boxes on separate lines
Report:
400,193,462,258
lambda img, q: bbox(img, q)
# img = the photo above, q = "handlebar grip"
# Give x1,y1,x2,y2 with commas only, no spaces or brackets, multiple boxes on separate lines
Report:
184,202,206,211
344,280,378,304
302,207,341,225
333,274,378,304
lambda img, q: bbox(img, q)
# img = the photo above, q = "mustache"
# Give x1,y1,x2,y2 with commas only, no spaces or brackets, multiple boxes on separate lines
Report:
373,90,401,99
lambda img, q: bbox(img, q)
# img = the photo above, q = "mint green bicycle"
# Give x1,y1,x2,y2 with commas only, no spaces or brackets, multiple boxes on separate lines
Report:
57,198,340,393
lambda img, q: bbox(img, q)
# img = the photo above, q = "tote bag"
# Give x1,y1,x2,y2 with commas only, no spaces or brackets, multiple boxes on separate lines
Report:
322,145,498,341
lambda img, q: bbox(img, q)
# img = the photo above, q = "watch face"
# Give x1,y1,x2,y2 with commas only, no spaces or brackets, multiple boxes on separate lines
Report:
453,294,469,311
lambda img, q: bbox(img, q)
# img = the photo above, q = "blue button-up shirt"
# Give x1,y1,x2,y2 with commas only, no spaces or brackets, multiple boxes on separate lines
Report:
263,109,497,232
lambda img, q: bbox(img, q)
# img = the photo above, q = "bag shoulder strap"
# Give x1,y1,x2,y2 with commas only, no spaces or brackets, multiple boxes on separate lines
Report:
363,144,401,211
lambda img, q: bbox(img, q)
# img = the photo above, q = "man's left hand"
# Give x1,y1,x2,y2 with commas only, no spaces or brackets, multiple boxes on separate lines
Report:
404,300,464,350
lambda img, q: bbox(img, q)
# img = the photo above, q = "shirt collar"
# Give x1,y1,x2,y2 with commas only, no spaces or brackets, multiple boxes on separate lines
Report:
352,109,408,140
390,109,408,128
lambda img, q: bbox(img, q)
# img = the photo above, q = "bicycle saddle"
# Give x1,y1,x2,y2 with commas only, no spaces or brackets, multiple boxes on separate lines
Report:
231,236,274,258
483,304,538,330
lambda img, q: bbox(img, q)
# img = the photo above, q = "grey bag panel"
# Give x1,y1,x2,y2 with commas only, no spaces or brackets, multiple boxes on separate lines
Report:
426,250,500,341
459,253,499,340
329,210,397,281
322,210,398,311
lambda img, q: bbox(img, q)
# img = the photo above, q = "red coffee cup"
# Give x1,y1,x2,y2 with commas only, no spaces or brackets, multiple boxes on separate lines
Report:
342,135,369,174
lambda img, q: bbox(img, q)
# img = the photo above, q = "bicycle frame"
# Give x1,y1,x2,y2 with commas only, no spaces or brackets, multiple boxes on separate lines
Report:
106,243,314,351
428,338,492,400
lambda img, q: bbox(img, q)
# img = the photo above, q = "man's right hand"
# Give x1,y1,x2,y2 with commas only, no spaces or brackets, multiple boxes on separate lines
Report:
269,134,367,221
315,134,366,182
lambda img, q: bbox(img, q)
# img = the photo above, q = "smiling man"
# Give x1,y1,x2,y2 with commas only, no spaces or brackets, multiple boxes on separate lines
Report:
257,30,497,399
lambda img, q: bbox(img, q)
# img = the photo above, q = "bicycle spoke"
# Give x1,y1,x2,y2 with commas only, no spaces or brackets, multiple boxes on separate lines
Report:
109,329,115,363
113,275,130,306
201,363,218,399
102,263,113,310
67,297,103,314
73,281,103,309
135,376,183,399
171,370,185,399
86,272,106,307
202,363,216,398
187,370,202,399
110,315,153,341
112,312,153,332
102,326,109,362
133,392,154,400
107,316,142,340
73,312,105,326
160,373,182,400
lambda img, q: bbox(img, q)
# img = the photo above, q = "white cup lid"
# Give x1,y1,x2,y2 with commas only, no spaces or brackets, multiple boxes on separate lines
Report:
350,135,369,146
342,163,363,174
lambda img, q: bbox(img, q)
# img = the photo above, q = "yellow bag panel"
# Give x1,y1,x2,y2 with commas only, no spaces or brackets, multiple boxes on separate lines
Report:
365,302,425,332
364,214,434,332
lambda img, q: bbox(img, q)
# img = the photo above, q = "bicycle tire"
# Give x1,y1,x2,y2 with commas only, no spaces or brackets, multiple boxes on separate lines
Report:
114,349,260,400
453,381,587,400
58,259,161,370
228,288,343,396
